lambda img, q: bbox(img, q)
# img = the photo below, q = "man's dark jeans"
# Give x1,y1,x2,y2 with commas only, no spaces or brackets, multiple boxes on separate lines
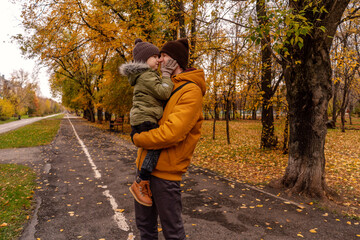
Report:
135,176,186,240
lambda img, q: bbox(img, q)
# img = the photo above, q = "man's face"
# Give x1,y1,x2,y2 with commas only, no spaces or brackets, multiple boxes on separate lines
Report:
159,53,172,65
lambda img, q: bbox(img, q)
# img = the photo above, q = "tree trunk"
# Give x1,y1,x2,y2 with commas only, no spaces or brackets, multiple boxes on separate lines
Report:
225,100,231,144
232,102,236,120
282,42,334,198
261,104,277,148
97,107,103,123
257,0,277,149
239,98,242,119
212,110,216,140
176,0,186,38
252,109,257,120
89,108,95,122
87,102,95,122
214,104,219,120
83,108,88,120
283,111,289,154
348,97,353,125
340,84,349,132
163,0,185,40
105,111,112,121
341,107,346,132
189,0,198,67
332,81,339,124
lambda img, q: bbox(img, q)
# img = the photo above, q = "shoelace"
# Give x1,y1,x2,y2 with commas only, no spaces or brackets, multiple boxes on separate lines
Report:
140,182,152,197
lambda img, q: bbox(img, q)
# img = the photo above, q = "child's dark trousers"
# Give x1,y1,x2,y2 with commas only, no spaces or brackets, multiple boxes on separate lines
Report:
130,121,161,180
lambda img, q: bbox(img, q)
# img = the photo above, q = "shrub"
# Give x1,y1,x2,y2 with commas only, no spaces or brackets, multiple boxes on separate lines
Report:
0,99,15,118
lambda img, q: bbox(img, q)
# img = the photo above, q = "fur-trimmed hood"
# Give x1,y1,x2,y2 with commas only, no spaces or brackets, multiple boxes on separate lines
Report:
119,62,150,76
119,62,152,86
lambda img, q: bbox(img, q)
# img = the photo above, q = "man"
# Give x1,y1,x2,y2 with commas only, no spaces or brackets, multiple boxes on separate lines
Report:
132,38,206,239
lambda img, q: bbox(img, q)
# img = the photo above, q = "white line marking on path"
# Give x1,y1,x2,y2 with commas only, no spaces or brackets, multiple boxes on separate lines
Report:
67,115,133,236
103,190,130,231
67,116,101,179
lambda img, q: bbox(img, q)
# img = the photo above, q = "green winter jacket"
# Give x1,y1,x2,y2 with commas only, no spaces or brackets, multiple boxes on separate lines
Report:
119,62,174,126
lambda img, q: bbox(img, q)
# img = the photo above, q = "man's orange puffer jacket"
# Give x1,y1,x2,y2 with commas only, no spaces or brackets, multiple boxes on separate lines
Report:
133,69,206,181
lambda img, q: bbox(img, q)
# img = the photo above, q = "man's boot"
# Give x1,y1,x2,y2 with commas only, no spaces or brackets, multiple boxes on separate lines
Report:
129,178,152,207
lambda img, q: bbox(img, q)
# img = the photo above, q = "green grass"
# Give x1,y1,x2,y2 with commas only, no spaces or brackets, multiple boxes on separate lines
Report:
0,115,30,125
0,115,63,238
0,164,37,240
0,114,63,149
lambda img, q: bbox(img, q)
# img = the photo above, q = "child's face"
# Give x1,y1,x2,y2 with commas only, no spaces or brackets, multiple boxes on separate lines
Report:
146,55,160,70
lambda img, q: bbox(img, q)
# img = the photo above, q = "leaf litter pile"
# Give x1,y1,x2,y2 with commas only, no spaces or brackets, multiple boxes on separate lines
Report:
191,119,360,218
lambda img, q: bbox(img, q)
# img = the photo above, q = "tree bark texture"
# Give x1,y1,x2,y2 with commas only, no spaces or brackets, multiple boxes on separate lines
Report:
283,111,289,154
348,98,353,125
283,47,331,198
257,0,277,149
212,114,216,140
225,99,231,144
282,0,350,198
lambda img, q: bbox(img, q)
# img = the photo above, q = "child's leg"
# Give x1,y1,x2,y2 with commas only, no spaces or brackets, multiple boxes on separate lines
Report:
139,149,162,180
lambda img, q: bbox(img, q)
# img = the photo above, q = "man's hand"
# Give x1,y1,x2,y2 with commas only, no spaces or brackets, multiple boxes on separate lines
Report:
161,58,179,77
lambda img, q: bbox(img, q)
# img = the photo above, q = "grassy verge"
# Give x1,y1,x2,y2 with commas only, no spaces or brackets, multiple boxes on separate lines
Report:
0,115,63,238
0,114,63,149
0,164,37,239
0,115,30,125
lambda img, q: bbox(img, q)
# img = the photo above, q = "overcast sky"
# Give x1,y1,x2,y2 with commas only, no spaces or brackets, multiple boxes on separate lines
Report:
0,0,52,99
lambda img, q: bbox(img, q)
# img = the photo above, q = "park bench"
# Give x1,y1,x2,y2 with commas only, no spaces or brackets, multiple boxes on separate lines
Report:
109,117,124,132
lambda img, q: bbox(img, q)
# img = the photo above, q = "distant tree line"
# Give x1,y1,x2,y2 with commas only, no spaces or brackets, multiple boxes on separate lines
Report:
0,69,62,120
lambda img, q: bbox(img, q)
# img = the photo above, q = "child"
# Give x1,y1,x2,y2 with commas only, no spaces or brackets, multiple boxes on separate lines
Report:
119,39,178,207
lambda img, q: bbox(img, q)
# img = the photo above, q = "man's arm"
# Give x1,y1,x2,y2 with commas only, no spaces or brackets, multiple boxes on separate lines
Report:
133,85,202,150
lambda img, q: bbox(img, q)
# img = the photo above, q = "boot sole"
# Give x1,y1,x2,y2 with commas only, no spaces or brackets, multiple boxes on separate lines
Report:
129,187,152,207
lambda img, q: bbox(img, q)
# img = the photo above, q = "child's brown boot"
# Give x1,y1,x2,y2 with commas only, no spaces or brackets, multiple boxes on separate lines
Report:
129,178,152,207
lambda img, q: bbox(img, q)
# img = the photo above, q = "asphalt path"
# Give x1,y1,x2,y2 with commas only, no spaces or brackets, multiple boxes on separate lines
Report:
0,114,61,134
1,115,359,239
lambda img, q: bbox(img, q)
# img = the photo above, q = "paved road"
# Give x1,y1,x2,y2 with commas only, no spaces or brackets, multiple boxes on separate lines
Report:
0,114,61,134
1,115,358,239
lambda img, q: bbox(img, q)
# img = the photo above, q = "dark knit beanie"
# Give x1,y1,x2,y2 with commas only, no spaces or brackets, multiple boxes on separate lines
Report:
160,38,189,70
133,38,160,63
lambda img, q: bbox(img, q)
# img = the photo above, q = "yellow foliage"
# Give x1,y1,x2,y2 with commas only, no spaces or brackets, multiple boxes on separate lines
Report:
0,98,15,118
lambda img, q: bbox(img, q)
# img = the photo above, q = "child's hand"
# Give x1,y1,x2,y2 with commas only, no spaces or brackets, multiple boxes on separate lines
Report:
161,58,179,77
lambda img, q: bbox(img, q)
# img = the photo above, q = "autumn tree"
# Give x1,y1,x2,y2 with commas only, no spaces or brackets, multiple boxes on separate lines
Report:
330,7,360,131
276,1,352,198
9,69,39,116
254,0,286,149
